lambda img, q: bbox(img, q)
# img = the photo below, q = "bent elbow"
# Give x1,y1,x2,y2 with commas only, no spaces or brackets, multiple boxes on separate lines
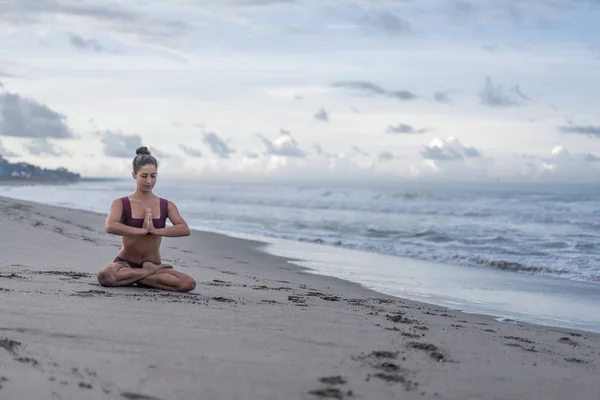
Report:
105,223,115,234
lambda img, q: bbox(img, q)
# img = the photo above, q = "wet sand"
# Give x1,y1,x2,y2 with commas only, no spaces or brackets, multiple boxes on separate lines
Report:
0,195,598,400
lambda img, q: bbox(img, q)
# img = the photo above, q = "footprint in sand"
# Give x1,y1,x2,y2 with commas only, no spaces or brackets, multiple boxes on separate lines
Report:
407,342,447,362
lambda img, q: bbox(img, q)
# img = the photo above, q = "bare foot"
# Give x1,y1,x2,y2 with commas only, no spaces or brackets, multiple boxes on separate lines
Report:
142,261,173,273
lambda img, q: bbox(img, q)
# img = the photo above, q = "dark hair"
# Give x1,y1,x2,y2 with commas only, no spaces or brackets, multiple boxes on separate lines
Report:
133,146,158,173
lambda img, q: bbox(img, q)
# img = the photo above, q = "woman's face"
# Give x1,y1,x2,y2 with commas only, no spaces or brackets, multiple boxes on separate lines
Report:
133,164,158,192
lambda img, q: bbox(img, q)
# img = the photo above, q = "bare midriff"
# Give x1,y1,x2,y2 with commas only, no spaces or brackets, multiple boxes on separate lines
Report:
116,235,163,265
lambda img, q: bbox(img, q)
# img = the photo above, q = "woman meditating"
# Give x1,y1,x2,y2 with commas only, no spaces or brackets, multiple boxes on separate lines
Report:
97,147,197,292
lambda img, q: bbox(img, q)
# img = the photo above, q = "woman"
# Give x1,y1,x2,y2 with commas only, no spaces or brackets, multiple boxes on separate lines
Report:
97,147,197,292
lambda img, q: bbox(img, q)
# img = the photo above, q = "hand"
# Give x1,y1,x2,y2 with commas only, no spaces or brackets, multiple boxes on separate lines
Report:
142,208,155,235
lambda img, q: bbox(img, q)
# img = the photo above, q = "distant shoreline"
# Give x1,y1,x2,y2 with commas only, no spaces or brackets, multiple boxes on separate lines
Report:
0,176,77,186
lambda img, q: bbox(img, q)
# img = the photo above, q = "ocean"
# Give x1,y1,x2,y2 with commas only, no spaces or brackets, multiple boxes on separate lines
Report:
2,179,600,332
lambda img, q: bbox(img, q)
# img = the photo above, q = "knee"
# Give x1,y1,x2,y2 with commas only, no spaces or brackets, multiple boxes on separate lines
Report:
178,277,196,292
97,268,116,287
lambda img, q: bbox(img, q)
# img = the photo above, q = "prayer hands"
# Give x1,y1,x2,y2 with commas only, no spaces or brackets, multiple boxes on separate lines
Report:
142,208,155,234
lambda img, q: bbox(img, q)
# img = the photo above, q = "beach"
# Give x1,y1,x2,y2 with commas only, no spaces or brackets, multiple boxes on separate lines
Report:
0,195,599,400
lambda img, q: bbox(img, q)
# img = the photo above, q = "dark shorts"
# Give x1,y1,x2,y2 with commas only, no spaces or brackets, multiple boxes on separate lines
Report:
114,256,144,269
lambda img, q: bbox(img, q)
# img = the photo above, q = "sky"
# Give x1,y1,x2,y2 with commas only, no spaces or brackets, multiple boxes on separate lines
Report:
1,0,600,183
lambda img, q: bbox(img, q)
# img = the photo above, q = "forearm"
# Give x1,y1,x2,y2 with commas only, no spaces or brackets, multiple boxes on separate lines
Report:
106,222,147,236
152,224,190,237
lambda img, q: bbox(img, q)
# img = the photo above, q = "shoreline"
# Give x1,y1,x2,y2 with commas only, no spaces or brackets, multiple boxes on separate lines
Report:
186,227,600,335
1,195,599,399
1,193,599,334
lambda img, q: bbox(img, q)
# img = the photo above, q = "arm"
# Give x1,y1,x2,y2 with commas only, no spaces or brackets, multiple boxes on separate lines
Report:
105,199,148,236
151,201,191,237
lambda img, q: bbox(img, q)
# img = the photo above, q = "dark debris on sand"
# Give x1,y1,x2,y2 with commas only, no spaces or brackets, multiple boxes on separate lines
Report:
121,392,164,400
0,338,21,355
308,387,347,399
318,376,347,385
408,342,447,362
0,273,27,280
33,271,93,279
211,296,235,303
565,357,588,364
371,373,419,391
385,313,417,324
71,290,114,297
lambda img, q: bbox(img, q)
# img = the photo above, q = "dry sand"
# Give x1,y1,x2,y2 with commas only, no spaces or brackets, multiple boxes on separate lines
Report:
0,195,598,400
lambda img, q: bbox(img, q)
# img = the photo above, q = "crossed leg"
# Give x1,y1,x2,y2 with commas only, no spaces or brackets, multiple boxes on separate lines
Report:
97,261,196,292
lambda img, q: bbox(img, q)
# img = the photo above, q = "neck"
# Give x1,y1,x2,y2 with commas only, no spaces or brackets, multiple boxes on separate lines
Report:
134,189,154,198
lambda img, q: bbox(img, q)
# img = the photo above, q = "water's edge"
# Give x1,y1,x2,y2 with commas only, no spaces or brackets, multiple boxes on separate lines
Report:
201,227,600,335
2,188,599,334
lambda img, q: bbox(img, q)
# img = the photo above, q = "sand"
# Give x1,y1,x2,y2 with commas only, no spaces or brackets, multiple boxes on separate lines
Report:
0,194,598,400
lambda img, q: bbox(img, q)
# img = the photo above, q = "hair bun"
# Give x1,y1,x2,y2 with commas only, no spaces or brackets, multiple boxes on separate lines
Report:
136,146,151,156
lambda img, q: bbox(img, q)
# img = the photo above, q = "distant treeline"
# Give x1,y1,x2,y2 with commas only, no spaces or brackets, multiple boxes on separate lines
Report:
0,156,81,182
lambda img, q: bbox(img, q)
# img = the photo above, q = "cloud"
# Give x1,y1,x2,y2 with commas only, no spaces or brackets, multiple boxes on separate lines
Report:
313,144,324,156
386,124,429,135
411,137,494,181
314,108,329,122
352,145,369,157
68,33,108,52
0,69,15,78
244,151,260,159
26,138,68,157
420,137,481,161
378,151,395,162
0,91,74,139
179,144,203,158
534,145,600,181
357,11,412,35
258,130,306,157
559,122,600,138
0,139,18,158
434,92,451,103
479,77,530,107
447,0,476,19
203,132,235,158
147,147,171,159
98,130,143,158
0,1,190,48
332,81,417,101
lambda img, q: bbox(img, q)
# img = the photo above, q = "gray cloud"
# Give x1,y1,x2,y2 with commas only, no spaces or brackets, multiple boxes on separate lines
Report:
26,138,68,157
244,151,260,159
0,1,190,46
68,33,107,52
447,0,476,19
479,76,530,107
314,108,329,122
98,130,143,158
258,131,306,157
179,144,203,158
333,81,417,101
386,123,429,135
358,11,412,35
203,132,235,158
0,91,74,139
147,147,171,159
584,153,600,162
378,151,395,162
352,145,369,157
0,69,15,78
421,138,481,161
434,91,451,103
559,123,600,138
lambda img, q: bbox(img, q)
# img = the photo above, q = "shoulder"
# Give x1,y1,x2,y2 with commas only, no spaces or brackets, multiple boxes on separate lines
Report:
162,198,179,210
110,197,125,207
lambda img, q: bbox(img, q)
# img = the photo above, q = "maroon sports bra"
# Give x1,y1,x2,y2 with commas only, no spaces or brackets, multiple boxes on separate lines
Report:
120,197,168,229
